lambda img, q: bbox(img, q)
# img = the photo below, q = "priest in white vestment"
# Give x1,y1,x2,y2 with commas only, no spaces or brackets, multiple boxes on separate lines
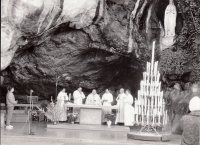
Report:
57,88,68,122
73,87,85,105
115,88,126,124
86,89,101,105
73,87,85,122
101,89,113,122
124,90,135,126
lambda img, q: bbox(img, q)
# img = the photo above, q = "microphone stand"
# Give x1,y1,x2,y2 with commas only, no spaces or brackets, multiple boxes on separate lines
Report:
29,90,34,135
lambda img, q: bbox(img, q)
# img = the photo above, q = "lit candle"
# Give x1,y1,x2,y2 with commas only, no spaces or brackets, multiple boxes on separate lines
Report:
147,82,149,96
165,110,168,125
151,41,155,75
152,114,155,126
163,100,165,116
154,61,158,76
140,82,143,93
147,70,150,83
162,112,165,125
135,99,137,112
157,72,160,83
146,62,149,74
155,96,157,115
160,99,163,114
151,96,154,112
143,72,146,83
158,82,161,92
158,113,161,125
148,99,150,117
149,62,151,74
144,96,146,115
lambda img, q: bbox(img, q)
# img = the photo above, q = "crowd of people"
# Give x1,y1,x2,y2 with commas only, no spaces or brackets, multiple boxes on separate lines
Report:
5,84,200,145
57,87,135,126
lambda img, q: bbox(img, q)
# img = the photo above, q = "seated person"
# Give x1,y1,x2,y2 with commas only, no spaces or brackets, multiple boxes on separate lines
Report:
85,89,101,105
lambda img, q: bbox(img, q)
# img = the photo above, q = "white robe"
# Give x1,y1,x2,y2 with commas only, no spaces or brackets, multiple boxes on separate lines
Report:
102,92,113,122
57,91,68,121
85,93,101,105
73,90,85,105
102,93,113,106
115,93,126,124
124,94,135,126
73,90,85,122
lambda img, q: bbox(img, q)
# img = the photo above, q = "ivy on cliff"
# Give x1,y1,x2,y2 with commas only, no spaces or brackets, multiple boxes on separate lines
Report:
160,0,200,83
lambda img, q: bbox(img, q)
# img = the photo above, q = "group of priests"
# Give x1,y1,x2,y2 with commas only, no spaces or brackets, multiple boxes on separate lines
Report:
57,87,135,126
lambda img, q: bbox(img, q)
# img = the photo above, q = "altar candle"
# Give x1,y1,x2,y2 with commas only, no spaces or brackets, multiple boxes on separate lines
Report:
165,110,168,125
51,96,53,102
69,93,71,101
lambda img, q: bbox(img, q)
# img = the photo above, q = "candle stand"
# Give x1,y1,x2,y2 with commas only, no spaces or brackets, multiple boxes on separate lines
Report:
127,41,171,141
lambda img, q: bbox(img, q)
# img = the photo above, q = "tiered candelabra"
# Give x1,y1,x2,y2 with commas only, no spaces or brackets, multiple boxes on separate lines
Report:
134,41,168,134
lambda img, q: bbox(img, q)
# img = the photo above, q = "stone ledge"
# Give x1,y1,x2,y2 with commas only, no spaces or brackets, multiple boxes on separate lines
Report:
127,132,171,142
47,123,130,132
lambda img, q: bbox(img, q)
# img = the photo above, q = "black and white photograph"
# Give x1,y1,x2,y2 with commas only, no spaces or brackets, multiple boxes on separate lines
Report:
1,0,200,145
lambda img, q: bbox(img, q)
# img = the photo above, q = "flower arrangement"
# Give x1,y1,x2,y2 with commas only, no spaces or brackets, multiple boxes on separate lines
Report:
105,113,115,127
37,101,63,124
67,113,78,123
105,113,115,121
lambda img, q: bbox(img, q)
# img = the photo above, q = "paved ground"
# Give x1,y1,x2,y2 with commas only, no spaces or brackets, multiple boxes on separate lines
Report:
1,122,182,145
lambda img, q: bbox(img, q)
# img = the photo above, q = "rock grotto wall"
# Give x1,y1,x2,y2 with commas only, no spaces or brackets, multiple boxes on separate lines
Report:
1,0,200,120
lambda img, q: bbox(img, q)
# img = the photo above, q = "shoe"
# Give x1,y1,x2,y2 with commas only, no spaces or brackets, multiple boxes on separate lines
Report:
6,125,13,129
6,125,13,127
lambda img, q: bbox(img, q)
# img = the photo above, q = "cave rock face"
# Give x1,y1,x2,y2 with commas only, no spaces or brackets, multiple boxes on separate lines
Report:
1,0,101,70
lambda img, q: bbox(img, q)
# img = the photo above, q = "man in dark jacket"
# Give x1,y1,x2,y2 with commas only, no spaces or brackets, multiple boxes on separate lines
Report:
179,96,200,145
6,86,18,129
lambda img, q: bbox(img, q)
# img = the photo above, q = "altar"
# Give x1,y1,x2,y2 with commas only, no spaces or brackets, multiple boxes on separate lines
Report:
65,104,119,125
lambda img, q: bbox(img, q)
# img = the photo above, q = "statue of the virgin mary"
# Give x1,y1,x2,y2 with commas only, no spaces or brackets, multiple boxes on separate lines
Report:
162,0,177,48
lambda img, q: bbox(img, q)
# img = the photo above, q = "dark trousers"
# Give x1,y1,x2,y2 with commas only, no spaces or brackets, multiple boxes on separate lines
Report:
6,106,14,126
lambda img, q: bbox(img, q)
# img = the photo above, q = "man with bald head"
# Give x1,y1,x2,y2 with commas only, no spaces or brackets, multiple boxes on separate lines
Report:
85,89,101,105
